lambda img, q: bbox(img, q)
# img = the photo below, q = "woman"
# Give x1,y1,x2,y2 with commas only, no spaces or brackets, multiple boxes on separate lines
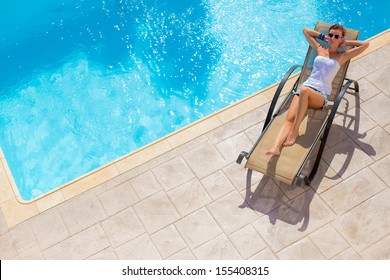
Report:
266,24,369,156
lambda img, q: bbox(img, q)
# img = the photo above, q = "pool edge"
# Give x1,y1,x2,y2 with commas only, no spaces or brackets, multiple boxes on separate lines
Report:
1,28,389,228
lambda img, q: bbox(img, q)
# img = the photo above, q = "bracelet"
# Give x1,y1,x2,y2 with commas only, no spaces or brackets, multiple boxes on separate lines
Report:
317,33,325,40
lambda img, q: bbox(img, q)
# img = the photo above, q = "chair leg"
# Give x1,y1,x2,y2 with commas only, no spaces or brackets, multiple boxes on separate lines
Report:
306,79,358,185
236,151,249,164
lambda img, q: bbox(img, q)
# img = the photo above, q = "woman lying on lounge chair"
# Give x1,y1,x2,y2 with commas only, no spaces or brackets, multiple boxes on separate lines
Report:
266,24,369,156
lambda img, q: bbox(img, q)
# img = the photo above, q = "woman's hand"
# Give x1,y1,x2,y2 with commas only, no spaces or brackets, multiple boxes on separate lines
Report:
339,37,346,48
324,35,329,42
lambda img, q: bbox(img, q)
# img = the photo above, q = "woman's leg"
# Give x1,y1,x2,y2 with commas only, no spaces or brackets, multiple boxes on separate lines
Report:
283,86,325,146
265,95,300,156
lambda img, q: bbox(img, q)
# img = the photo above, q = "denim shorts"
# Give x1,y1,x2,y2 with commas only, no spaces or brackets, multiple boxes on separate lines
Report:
293,86,328,107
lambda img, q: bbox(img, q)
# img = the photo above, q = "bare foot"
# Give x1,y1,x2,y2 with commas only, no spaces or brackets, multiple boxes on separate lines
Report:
283,131,299,146
265,146,280,156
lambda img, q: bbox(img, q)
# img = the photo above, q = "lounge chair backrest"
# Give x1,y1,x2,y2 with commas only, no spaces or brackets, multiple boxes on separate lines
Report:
297,22,360,102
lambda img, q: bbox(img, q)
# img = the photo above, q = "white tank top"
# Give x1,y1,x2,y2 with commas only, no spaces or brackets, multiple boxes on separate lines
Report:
303,56,340,96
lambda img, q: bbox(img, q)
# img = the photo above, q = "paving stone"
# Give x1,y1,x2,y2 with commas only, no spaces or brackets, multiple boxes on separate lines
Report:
58,193,106,235
200,170,235,200
87,247,118,260
192,234,242,260
357,49,389,72
175,208,222,249
183,142,228,179
166,248,196,260
309,224,349,259
366,63,390,96
101,207,145,248
277,237,325,260
19,246,44,260
29,209,70,250
332,189,390,252
321,168,387,215
360,235,390,259
9,222,38,254
252,190,335,252
216,133,254,162
0,233,18,259
332,248,361,260
323,138,375,179
167,178,212,216
361,92,390,127
43,225,110,260
228,224,267,259
98,181,139,216
133,192,180,234
152,157,195,191
150,225,187,259
0,208,8,235
115,233,161,259
129,171,162,200
207,191,258,235
249,247,278,260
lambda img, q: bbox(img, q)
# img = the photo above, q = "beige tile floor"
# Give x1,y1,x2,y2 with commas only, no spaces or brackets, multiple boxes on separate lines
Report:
0,31,389,260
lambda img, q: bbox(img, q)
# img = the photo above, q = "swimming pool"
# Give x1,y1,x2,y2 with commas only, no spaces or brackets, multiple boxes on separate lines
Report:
1,0,389,201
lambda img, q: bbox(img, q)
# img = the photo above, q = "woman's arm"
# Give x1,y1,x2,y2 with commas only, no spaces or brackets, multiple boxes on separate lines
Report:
302,28,323,51
340,39,369,64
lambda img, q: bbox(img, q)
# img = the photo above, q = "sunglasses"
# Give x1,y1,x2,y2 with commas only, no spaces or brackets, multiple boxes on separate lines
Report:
328,33,342,39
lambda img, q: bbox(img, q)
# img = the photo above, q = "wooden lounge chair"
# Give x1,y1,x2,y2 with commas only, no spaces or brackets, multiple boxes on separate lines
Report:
236,22,360,186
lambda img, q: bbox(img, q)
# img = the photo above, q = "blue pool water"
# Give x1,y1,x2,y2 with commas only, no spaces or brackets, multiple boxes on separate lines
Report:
0,0,389,200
